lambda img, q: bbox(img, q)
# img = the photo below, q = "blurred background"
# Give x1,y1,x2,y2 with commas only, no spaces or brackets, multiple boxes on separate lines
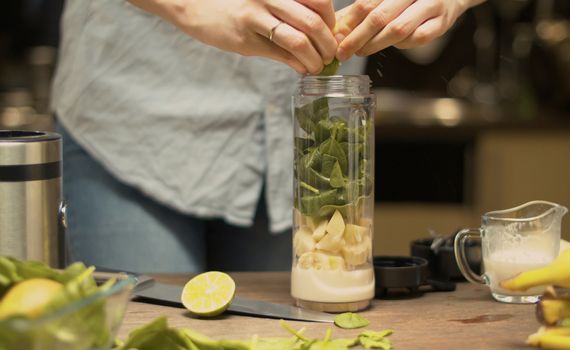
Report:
1,0,569,255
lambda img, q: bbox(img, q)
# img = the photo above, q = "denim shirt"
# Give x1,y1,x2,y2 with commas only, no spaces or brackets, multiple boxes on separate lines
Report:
51,0,363,232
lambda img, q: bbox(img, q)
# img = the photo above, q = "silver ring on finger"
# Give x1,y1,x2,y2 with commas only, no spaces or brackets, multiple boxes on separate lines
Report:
269,21,284,42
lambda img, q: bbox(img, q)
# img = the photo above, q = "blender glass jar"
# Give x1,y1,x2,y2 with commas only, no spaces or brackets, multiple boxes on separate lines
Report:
291,75,375,312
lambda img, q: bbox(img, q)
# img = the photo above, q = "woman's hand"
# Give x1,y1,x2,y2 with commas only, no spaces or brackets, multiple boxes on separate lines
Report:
128,0,338,74
334,0,486,61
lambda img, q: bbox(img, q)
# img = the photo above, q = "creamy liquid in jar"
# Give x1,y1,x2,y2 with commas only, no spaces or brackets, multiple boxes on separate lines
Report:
484,248,555,296
291,266,375,303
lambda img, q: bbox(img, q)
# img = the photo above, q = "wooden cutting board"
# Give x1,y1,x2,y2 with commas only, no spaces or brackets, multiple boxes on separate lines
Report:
119,273,541,350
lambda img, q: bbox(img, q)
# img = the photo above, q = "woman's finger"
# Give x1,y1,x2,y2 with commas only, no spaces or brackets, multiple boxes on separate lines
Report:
296,0,336,30
337,0,414,61
393,17,446,49
247,33,308,74
335,0,382,39
355,0,443,56
268,0,337,64
250,13,323,73
333,5,353,42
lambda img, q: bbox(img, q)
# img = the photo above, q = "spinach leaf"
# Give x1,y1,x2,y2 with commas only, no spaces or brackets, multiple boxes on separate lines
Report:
293,95,373,225
314,119,333,143
319,137,347,174
301,189,339,216
319,58,340,76
118,317,394,350
329,161,345,188
334,312,370,329
321,154,338,178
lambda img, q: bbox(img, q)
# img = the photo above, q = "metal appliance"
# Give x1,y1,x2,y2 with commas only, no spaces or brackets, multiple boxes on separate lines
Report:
0,130,66,267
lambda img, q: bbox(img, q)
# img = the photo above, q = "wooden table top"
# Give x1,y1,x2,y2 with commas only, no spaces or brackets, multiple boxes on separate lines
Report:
118,272,539,349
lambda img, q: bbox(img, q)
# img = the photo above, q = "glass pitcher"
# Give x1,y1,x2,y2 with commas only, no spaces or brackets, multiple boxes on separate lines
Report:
455,200,567,303
291,75,375,312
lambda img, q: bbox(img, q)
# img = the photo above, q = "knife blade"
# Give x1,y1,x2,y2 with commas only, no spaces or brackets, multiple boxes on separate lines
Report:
132,277,335,323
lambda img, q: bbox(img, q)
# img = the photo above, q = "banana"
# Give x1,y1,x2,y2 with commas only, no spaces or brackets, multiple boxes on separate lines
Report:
501,249,570,292
537,299,570,326
342,236,371,267
293,208,305,227
326,210,345,237
316,232,343,253
293,227,315,257
298,251,345,270
344,224,368,244
312,220,327,242
527,327,570,349
306,216,320,231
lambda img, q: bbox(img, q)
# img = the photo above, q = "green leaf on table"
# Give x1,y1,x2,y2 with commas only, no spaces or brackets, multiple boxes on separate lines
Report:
359,330,393,339
334,312,370,329
359,337,392,350
562,318,570,326
357,329,393,350
119,317,198,350
116,317,395,350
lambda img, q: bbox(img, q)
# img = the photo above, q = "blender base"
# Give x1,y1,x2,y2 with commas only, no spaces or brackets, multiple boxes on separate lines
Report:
295,299,370,313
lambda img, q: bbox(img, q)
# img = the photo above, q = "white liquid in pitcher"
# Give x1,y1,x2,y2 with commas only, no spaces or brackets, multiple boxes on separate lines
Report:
291,266,375,303
484,249,555,296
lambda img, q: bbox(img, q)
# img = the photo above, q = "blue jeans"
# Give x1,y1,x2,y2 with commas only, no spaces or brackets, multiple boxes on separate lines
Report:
58,124,291,273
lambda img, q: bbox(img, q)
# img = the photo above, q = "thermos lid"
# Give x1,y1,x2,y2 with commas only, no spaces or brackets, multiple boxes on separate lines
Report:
0,130,61,166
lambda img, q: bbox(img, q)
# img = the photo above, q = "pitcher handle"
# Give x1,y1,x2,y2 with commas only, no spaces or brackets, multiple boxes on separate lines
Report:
454,228,485,285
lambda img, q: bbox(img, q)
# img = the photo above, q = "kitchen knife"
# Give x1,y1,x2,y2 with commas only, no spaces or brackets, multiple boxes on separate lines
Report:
133,277,336,323
93,270,335,323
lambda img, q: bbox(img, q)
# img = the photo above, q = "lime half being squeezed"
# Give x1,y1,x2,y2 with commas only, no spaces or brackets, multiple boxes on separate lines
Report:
181,271,236,317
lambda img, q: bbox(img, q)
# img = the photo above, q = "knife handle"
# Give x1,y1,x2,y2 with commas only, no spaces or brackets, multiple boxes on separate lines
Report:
93,267,155,292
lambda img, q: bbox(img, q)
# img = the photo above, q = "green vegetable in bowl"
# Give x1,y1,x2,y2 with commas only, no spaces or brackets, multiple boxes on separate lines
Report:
0,256,132,350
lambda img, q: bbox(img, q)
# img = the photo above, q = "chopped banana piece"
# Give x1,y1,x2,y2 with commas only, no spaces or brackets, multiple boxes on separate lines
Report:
306,216,320,231
342,236,371,266
357,217,372,229
293,208,305,227
312,220,327,242
298,251,345,270
316,232,343,253
293,227,315,257
326,210,345,237
344,224,369,244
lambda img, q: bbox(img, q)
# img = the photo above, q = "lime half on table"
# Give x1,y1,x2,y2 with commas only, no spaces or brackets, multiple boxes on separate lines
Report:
181,271,236,317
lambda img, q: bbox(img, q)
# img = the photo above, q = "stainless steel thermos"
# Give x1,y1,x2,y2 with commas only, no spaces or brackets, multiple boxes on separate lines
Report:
0,130,66,267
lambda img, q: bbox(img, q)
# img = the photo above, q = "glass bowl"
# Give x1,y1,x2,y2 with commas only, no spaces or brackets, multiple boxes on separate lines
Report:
0,274,134,350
